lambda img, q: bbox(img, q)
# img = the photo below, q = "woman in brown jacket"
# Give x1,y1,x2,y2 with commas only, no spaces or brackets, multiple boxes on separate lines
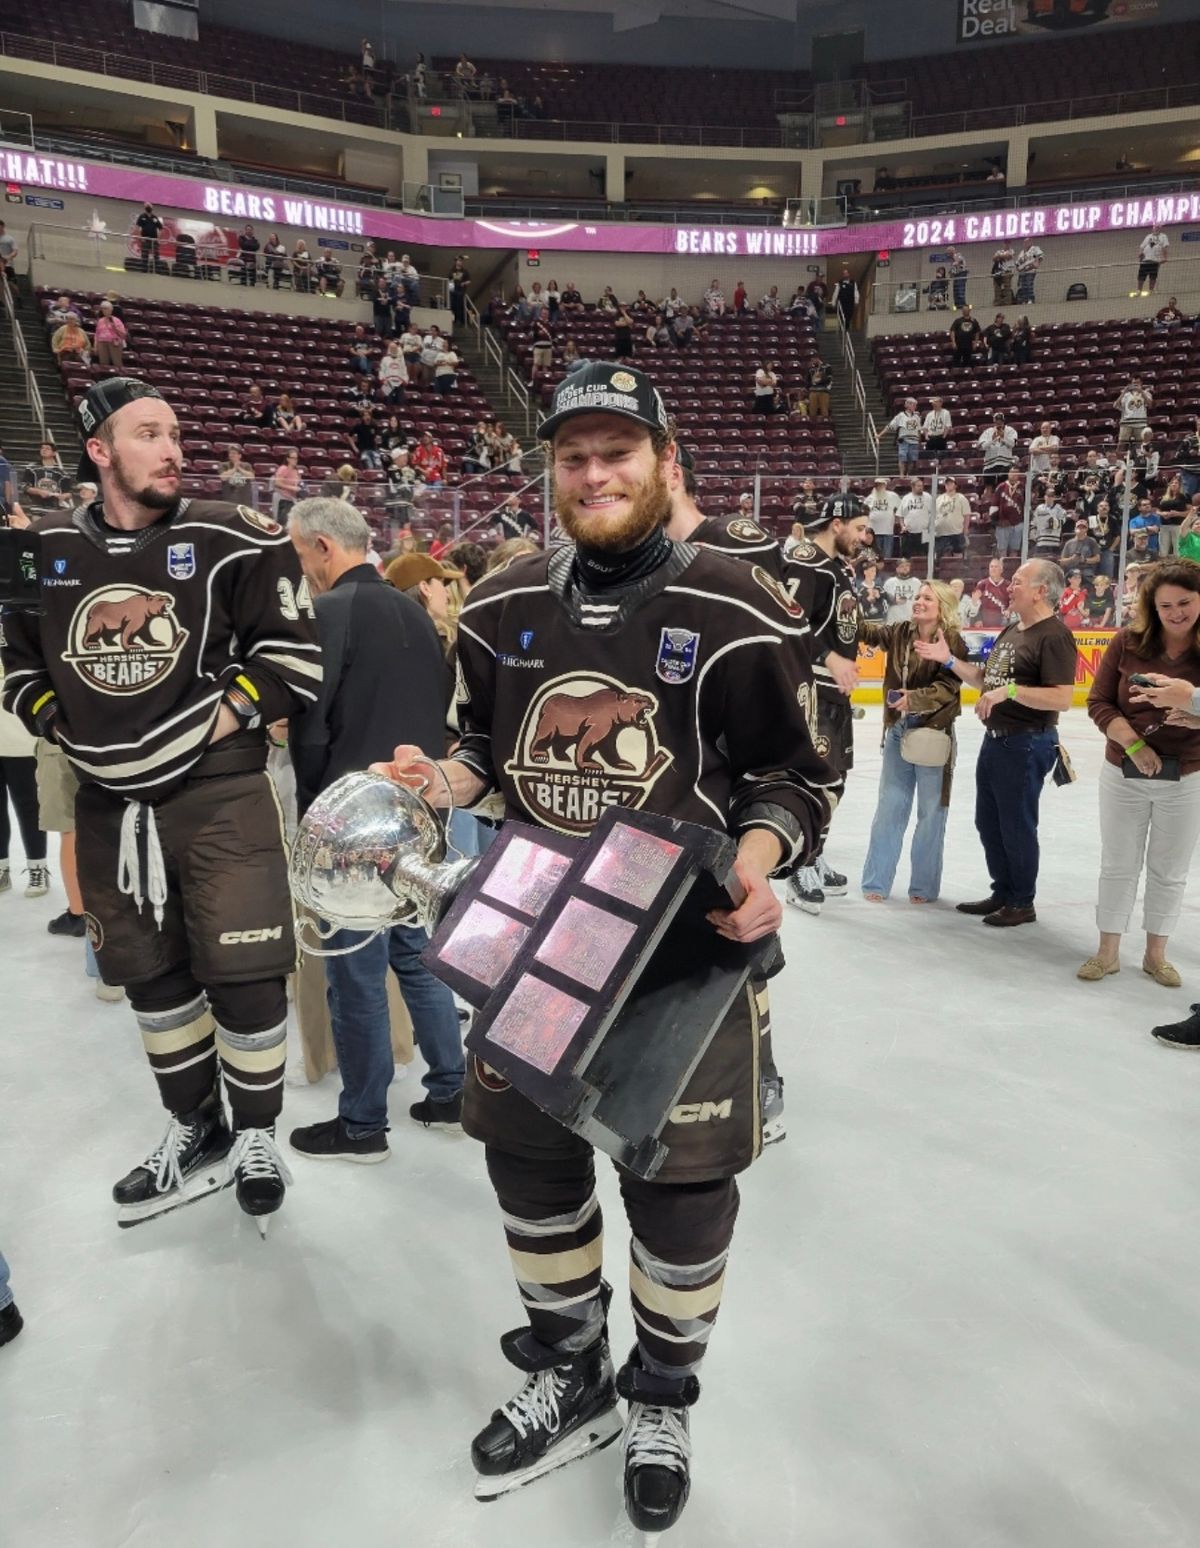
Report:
860,579,970,903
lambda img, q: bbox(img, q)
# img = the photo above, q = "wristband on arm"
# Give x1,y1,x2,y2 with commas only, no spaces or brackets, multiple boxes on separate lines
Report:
1124,738,1146,757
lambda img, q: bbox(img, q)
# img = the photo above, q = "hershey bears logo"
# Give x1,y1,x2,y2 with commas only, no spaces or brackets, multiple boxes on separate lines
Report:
64,586,188,694
751,565,804,620
788,538,819,562
238,505,282,536
726,518,768,544
505,672,673,836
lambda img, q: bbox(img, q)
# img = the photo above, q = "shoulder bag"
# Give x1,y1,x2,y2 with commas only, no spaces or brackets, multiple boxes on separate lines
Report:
898,633,953,768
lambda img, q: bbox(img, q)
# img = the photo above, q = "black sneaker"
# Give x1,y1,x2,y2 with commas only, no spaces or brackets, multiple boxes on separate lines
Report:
47,909,87,937
289,1115,390,1164
409,1091,463,1132
1152,1004,1200,1049
0,1302,23,1348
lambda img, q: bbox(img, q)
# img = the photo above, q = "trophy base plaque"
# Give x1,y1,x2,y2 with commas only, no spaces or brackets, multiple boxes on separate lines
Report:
423,808,779,1179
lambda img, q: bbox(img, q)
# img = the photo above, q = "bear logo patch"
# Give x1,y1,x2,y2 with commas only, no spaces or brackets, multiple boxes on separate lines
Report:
64,586,188,695
237,505,282,536
726,518,768,544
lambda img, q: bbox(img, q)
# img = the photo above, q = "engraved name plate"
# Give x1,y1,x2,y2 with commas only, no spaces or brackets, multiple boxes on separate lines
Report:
438,900,531,989
481,834,573,918
486,974,589,1075
535,897,637,992
582,824,684,912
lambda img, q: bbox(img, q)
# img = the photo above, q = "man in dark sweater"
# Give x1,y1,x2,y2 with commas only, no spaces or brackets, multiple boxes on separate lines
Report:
286,497,465,1159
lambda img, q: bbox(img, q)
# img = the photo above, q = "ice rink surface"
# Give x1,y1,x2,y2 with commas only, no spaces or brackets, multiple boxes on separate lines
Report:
1,706,1198,1548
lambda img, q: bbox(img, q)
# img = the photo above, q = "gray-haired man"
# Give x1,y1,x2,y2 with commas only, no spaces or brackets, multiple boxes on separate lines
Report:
285,498,465,1158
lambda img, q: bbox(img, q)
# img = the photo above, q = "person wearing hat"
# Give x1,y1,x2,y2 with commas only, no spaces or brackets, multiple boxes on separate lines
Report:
285,500,465,1161
785,487,870,913
0,377,322,1233
977,411,1019,493
368,359,839,1535
663,443,785,577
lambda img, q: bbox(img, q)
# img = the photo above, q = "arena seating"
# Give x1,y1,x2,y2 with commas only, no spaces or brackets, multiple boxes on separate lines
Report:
35,288,533,540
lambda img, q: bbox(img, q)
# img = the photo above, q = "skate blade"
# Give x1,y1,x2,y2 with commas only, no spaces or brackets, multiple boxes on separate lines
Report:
474,1407,622,1500
116,1162,233,1228
762,1119,787,1147
820,882,848,897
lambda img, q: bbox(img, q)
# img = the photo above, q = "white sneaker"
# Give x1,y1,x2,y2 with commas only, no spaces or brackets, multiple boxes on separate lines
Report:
24,863,50,898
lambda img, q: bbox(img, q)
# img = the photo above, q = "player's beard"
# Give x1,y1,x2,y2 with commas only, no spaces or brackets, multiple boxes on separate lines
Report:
554,462,670,554
833,526,863,561
107,449,180,512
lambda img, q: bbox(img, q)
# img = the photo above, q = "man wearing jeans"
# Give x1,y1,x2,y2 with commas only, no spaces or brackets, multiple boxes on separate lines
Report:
286,497,465,1160
0,1248,21,1346
917,560,1077,927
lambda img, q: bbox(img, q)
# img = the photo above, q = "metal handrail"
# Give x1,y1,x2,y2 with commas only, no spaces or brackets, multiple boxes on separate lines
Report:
505,368,532,436
462,198,782,227
1,275,47,443
866,413,881,476
872,253,1200,315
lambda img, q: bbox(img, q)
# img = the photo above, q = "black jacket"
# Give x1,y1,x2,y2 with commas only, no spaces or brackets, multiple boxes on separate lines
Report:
290,564,447,814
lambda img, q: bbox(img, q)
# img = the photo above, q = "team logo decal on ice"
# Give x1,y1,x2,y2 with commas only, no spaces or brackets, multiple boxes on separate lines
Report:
655,627,699,685
836,591,860,644
63,586,188,694
750,565,804,619
167,541,196,580
237,504,282,536
505,672,673,836
726,518,767,544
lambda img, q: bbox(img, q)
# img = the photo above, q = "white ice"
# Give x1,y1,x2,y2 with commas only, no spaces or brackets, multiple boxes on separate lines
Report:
1,706,1198,1548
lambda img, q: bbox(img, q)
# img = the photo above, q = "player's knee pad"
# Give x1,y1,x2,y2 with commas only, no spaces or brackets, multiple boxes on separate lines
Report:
126,967,205,1020
206,977,287,1038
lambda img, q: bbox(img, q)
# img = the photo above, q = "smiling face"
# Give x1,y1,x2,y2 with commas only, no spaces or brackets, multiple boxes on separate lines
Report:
90,399,182,511
551,413,672,553
912,584,938,625
1154,583,1200,639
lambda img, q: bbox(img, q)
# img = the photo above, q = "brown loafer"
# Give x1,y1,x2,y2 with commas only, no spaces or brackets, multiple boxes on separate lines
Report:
956,896,1003,916
983,905,1037,927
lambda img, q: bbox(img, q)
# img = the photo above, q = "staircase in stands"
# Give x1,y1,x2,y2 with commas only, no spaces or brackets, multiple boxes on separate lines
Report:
1,282,81,472
818,325,888,479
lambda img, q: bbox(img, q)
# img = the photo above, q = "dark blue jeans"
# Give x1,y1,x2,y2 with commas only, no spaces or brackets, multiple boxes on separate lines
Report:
324,924,465,1136
974,728,1059,908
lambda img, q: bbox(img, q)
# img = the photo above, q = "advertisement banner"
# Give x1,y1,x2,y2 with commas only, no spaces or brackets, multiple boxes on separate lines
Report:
958,0,1159,45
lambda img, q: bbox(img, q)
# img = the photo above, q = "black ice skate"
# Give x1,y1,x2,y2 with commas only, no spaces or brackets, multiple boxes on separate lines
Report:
113,1091,234,1229
472,1319,621,1501
815,856,848,896
785,865,824,915
761,1074,787,1147
617,1350,699,1540
229,1126,293,1238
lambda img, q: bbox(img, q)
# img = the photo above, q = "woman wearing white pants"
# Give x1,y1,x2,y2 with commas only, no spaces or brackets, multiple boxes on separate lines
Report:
1082,562,1200,986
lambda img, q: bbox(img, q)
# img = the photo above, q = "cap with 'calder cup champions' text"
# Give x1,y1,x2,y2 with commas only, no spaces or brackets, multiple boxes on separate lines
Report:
800,490,864,532
76,377,165,482
538,361,671,442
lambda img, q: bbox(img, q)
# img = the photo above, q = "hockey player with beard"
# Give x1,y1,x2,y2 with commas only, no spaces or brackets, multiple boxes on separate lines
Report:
371,362,840,1538
662,442,785,578
785,488,869,914
1,380,321,1232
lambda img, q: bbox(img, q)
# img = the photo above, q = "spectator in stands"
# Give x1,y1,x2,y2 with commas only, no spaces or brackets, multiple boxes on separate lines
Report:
922,396,952,455
1133,222,1169,297
135,203,164,270
560,282,584,315
527,281,548,319
487,536,540,572
613,306,634,359
1011,314,1034,366
385,449,419,515
237,383,273,431
805,275,829,313
1014,238,1044,304
1029,422,1060,474
935,476,969,559
991,463,1026,557
975,557,1012,629
1086,572,1115,629
22,444,72,514
954,578,980,628
1129,495,1161,555
925,267,949,311
874,166,897,191
317,250,345,299
1129,428,1160,500
419,327,446,386
1031,491,1065,556
350,339,373,378
753,362,780,415
91,301,127,371
991,242,1015,306
461,421,492,477
0,220,19,289
259,233,286,290
1174,417,1200,500
864,476,900,560
1060,571,1088,629
45,294,73,330
491,423,522,473
597,286,619,315
704,279,726,317
984,313,1012,366
413,431,447,487
758,285,782,319
376,342,406,409
949,305,982,368
218,444,257,506
978,413,1018,492
1082,563,1200,986
491,493,538,542
670,308,695,349
291,241,313,293
883,556,920,622
807,360,833,417
833,267,859,328
454,53,478,92
276,393,305,437
445,542,488,591
645,312,670,349
1094,498,1121,576
857,564,888,622
900,477,934,559
1153,296,1184,331
448,256,470,326
380,413,406,455
236,224,260,287
1157,474,1189,556
433,339,460,394
1126,529,1155,566
1114,376,1154,446
51,313,90,367
733,280,748,316
1061,519,1101,583
885,397,922,473
271,448,304,521
792,480,821,525
948,249,969,310
349,406,383,470
399,322,424,381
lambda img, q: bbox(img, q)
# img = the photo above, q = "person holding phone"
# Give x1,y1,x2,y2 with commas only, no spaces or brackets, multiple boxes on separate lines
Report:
1081,562,1200,986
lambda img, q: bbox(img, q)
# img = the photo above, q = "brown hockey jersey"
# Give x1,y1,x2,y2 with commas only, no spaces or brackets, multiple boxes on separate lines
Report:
687,514,786,579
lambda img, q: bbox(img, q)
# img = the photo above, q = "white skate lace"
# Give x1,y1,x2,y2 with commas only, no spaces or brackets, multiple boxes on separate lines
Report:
229,1128,294,1186
501,1368,569,1441
117,801,168,929
142,1116,198,1195
623,1402,691,1475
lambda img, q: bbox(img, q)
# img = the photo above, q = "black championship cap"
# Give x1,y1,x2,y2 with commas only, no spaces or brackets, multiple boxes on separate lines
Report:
675,442,695,473
803,490,864,532
538,361,670,441
76,377,165,482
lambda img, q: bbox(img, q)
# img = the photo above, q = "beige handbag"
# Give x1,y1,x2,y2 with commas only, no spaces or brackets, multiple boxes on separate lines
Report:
897,634,953,768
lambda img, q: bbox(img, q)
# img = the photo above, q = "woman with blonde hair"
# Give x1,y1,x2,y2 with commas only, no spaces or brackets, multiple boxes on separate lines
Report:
1081,560,1200,986
486,536,540,573
861,579,971,904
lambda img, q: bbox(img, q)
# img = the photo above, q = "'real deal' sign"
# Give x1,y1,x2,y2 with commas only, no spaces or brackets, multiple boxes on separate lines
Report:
958,0,1158,43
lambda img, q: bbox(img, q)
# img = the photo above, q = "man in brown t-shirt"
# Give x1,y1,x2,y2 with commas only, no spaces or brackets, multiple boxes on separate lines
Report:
916,559,1078,925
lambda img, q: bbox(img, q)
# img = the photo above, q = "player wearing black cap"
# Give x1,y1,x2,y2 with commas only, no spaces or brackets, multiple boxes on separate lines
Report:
370,360,840,1536
785,488,870,914
663,443,786,577
0,378,321,1233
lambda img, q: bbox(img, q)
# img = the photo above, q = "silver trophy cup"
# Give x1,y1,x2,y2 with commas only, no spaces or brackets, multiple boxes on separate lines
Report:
289,766,478,957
